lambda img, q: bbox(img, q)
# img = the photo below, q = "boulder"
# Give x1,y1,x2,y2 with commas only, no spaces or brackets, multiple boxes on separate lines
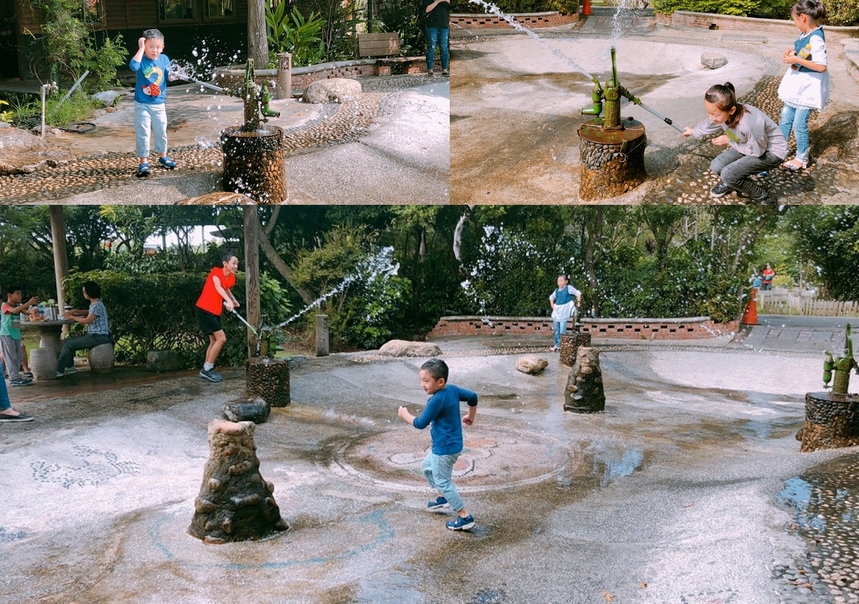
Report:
146,349,181,372
701,52,728,70
516,355,549,375
303,78,362,104
378,340,442,358
223,397,271,424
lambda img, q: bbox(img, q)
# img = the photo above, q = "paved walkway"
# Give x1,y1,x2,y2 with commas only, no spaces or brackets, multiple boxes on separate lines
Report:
3,329,858,603
451,8,859,204
0,75,449,204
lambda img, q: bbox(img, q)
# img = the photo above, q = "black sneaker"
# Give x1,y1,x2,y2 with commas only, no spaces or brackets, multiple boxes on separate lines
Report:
200,368,223,382
710,183,732,198
427,496,450,510
446,514,475,531
10,378,33,387
738,189,769,203
0,411,34,422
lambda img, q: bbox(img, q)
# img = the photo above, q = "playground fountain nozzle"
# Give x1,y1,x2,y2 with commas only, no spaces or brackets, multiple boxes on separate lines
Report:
576,47,681,200
212,59,286,203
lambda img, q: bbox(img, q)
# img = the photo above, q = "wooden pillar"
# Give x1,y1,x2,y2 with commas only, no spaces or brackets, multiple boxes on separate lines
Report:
243,207,261,358
247,0,268,69
49,206,68,314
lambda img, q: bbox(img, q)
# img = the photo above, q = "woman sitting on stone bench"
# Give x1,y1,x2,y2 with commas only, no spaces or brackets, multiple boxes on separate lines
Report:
56,281,111,377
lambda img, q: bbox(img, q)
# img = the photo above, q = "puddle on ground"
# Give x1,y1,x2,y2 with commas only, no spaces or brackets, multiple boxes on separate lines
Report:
778,453,859,602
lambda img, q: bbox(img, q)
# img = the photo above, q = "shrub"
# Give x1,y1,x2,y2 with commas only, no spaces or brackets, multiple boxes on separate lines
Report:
64,269,291,368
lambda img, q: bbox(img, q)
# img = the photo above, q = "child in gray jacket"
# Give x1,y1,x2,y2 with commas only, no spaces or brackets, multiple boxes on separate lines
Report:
683,82,787,203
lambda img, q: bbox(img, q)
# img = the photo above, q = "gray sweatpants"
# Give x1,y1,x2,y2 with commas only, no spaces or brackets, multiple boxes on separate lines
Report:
710,148,784,198
0,335,23,381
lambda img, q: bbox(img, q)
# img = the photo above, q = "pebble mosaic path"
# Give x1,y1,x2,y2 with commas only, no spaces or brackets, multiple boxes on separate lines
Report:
0,77,429,204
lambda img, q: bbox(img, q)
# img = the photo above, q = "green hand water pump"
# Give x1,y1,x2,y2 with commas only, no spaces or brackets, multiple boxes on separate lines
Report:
823,323,858,394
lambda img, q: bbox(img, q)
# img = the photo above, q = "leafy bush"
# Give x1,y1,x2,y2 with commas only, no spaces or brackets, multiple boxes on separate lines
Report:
64,268,292,368
822,0,859,25
266,3,326,67
379,0,423,54
25,0,125,90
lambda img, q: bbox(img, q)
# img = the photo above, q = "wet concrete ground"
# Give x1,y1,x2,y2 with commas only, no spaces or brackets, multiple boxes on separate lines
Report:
3,330,858,603
0,75,449,204
450,10,859,204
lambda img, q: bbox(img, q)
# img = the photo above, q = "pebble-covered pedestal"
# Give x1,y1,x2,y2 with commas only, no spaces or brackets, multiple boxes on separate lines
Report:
246,357,290,407
559,332,591,367
221,126,286,203
564,347,605,413
799,391,859,452
577,120,647,201
188,419,288,543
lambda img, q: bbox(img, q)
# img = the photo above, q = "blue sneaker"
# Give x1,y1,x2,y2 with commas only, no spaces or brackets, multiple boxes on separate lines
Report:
158,156,176,169
446,514,475,531
427,497,449,511
136,162,150,177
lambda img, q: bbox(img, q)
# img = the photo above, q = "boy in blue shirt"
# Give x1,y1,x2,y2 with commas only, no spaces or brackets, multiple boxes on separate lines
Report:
398,358,478,531
130,29,178,177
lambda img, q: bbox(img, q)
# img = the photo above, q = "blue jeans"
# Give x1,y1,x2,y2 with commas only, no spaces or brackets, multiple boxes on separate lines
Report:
423,451,464,512
553,320,568,348
0,361,10,411
779,104,813,163
135,102,168,159
425,27,450,71
57,333,112,372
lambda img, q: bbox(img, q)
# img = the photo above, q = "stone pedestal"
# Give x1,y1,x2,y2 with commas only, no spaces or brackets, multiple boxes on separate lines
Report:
87,343,114,373
188,420,288,543
577,120,647,200
560,332,591,367
29,347,57,380
564,347,605,413
315,314,329,357
798,391,859,452
221,126,286,203
276,52,292,100
246,357,290,407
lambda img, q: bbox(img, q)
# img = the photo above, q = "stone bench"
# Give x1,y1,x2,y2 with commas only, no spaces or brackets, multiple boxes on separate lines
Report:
87,343,115,373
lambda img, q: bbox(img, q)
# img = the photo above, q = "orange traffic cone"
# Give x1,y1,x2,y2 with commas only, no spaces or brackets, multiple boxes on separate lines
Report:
741,288,758,325
582,0,592,16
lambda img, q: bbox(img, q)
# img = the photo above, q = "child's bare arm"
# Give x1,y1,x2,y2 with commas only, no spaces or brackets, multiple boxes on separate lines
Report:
398,406,415,424
463,404,476,426
132,37,145,65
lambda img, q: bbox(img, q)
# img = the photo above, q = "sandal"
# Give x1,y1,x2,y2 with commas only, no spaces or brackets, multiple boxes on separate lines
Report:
781,158,807,171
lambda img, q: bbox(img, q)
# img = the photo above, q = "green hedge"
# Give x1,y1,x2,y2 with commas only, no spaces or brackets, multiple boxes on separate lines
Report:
653,0,859,24
450,0,579,15
64,270,289,369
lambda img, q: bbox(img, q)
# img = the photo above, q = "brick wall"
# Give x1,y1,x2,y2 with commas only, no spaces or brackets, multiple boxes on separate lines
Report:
658,11,858,41
451,11,578,29
428,316,738,340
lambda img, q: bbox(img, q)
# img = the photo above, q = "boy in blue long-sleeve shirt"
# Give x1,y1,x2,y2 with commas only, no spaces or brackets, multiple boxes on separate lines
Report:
398,358,478,531
129,29,178,177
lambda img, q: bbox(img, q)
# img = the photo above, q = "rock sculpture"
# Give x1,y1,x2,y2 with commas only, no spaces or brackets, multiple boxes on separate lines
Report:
378,340,442,358
563,347,605,413
188,420,288,543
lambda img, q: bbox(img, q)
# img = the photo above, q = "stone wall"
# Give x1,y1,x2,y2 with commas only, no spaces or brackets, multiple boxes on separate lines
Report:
451,11,578,29
428,316,738,340
657,11,858,41
212,57,426,96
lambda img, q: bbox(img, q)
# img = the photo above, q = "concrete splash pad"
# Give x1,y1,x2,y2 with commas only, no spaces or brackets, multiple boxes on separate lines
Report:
451,34,859,204
1,348,857,603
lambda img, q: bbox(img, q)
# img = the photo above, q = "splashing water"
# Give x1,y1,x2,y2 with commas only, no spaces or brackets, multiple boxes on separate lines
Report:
468,0,596,82
610,0,649,45
274,247,400,329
